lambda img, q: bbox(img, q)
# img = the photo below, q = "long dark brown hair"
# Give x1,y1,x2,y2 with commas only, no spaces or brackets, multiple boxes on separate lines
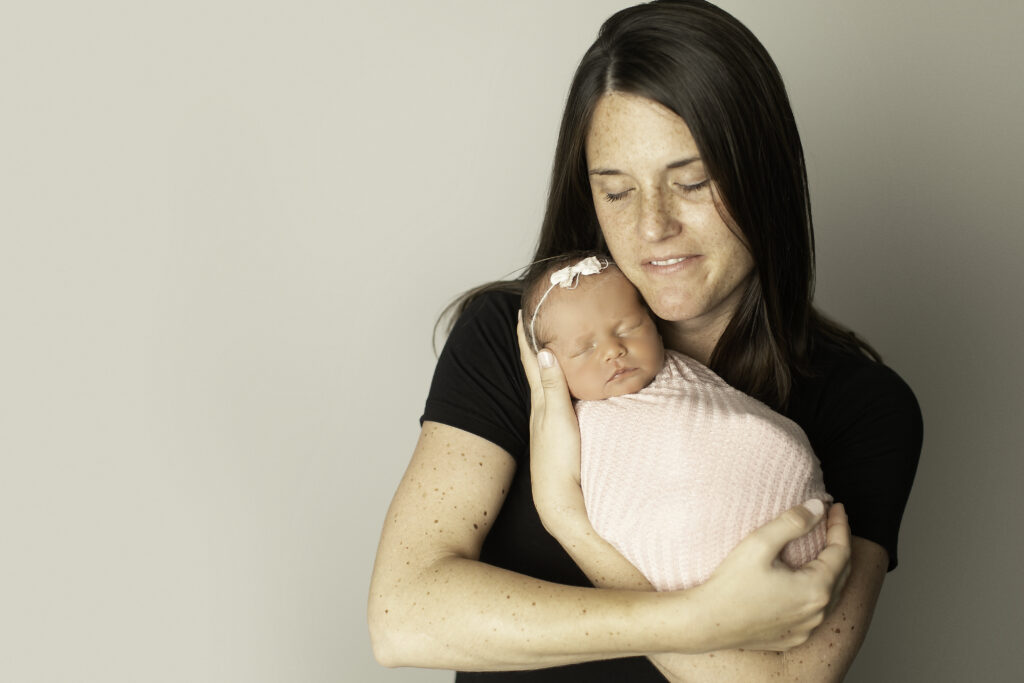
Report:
438,0,878,410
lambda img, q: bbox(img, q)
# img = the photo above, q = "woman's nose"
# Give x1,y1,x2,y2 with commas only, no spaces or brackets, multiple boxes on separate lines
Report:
637,190,681,242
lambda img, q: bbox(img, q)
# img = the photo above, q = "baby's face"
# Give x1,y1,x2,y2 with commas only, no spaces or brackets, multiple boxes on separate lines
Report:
542,269,664,400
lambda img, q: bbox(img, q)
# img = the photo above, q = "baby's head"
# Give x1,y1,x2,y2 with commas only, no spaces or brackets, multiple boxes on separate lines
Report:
522,253,664,400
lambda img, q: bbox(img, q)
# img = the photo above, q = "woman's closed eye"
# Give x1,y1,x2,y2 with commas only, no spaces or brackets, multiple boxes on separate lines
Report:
604,178,708,203
603,188,634,203
674,179,710,194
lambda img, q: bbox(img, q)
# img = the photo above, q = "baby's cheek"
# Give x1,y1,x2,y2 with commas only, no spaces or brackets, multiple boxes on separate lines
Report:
566,365,608,401
560,363,585,399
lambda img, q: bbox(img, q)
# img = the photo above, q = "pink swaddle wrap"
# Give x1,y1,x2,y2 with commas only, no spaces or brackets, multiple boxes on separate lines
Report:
578,350,831,591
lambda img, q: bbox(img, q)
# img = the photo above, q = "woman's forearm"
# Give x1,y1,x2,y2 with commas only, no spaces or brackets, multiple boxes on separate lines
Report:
647,537,886,682
533,475,706,681
368,422,721,671
538,484,877,683
370,548,715,671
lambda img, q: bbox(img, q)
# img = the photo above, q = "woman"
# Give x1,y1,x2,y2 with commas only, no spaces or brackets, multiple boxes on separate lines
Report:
368,2,922,681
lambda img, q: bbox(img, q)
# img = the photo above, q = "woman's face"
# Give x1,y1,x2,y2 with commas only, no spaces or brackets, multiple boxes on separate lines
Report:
585,92,754,339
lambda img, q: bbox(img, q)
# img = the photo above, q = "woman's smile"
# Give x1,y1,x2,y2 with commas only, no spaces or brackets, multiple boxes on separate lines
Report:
641,254,702,275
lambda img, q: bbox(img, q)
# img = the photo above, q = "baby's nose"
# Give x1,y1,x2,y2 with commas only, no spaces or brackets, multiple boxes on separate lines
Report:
603,341,626,361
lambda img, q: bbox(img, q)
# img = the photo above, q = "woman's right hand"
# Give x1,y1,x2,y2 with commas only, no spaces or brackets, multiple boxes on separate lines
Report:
516,312,585,530
688,500,852,651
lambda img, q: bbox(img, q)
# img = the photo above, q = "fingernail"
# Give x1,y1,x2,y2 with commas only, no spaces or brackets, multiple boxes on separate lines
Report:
802,499,825,517
538,349,554,368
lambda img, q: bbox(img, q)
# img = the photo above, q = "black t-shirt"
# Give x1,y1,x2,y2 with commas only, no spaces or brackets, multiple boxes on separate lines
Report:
421,290,922,682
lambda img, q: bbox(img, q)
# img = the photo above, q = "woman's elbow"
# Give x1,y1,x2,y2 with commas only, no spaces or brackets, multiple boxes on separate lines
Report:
369,612,449,669
367,592,406,668
368,585,440,668
369,626,401,668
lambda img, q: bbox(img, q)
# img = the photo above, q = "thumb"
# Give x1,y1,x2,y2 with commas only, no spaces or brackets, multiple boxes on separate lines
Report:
536,349,574,407
747,499,826,562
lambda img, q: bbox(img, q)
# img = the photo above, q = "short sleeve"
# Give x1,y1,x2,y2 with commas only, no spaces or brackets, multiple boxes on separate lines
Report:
812,360,923,571
421,290,531,461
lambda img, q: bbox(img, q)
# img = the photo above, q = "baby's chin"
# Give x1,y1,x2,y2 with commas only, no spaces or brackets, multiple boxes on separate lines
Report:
603,386,638,399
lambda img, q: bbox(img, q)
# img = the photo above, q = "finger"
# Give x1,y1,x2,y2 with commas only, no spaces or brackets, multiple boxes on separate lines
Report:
535,347,575,420
823,530,852,612
827,503,852,594
837,554,852,592
516,311,544,403
824,501,852,552
802,502,851,579
825,501,848,533
515,310,575,415
825,553,852,615
743,499,827,562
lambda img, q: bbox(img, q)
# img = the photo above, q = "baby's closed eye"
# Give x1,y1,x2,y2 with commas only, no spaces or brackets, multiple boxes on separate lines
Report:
617,319,646,336
571,344,596,358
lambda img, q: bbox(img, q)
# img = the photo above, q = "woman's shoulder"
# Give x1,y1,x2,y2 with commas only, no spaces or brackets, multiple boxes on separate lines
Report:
791,336,922,454
447,288,520,340
424,287,529,458
805,338,917,409
437,286,524,379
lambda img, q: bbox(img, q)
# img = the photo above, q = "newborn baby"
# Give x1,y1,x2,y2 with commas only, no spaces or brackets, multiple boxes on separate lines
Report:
523,253,831,590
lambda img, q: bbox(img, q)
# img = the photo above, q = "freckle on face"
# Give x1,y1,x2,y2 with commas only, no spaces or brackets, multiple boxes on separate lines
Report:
584,92,754,332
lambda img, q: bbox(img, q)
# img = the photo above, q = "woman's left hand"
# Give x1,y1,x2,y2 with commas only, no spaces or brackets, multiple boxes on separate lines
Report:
516,312,584,528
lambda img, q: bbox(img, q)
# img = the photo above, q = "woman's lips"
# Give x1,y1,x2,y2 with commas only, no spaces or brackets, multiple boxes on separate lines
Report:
642,254,700,274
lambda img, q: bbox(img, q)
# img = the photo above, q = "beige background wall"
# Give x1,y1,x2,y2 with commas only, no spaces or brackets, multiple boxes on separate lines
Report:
3,1,1022,681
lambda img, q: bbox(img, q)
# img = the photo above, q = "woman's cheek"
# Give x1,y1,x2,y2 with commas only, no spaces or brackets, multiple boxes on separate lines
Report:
596,205,632,245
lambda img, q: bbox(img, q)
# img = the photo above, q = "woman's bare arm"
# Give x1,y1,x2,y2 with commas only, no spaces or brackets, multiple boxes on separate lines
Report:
645,537,887,683
541,473,882,682
368,421,722,671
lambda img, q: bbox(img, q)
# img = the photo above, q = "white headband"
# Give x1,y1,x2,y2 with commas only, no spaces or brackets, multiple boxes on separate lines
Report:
528,256,611,351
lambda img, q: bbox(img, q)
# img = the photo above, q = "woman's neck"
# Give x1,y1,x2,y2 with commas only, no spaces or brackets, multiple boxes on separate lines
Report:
656,274,750,365
658,309,734,366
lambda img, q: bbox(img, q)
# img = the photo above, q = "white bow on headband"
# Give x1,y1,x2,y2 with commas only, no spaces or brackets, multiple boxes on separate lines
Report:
529,256,610,351
549,256,606,288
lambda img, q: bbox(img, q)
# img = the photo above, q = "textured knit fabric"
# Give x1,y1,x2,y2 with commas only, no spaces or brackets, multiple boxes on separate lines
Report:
422,290,922,682
578,350,830,591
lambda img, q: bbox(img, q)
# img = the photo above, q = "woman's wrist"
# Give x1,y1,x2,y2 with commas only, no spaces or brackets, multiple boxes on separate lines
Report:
532,473,587,535
630,581,720,655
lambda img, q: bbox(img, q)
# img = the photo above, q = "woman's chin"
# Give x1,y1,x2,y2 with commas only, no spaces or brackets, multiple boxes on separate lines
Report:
646,296,702,324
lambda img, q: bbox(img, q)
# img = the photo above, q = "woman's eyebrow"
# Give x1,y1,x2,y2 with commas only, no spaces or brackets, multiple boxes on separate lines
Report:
588,156,701,176
666,156,700,169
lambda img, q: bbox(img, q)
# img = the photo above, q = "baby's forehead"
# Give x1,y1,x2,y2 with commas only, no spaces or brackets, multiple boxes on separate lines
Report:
547,275,620,311
542,272,644,329
564,268,636,301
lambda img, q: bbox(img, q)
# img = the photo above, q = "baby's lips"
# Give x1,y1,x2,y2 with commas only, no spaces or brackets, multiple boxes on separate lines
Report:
607,366,634,382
